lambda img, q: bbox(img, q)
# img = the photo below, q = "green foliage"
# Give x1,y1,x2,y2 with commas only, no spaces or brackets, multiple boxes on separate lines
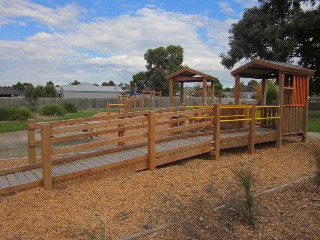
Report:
102,80,116,86
0,106,33,121
61,102,78,113
247,80,258,92
71,80,81,85
12,82,32,91
131,45,183,95
40,104,67,116
24,84,38,106
234,166,256,227
221,0,320,94
266,81,278,104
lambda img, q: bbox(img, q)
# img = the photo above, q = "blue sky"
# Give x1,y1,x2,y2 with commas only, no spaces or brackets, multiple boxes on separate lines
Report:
0,0,259,88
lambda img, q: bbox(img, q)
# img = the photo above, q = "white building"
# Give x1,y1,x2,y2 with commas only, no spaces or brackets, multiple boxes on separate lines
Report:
60,83,125,98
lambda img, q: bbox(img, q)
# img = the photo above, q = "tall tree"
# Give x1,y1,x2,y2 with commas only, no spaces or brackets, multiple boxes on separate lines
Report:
131,45,184,95
247,80,259,92
220,0,320,94
71,80,81,85
102,80,116,86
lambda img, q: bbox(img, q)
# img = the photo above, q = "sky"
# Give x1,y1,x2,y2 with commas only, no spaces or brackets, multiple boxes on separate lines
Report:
0,0,261,88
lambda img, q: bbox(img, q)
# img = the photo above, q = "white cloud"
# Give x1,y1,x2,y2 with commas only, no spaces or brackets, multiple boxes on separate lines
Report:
0,5,237,87
0,0,84,29
219,1,235,14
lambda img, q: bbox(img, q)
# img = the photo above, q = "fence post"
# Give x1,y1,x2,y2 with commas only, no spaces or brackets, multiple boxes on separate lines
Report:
248,105,255,154
28,119,37,164
42,124,52,190
147,111,156,170
107,103,111,115
213,104,221,160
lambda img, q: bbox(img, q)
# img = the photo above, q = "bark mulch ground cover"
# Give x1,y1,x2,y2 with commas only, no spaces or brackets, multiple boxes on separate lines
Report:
0,137,319,239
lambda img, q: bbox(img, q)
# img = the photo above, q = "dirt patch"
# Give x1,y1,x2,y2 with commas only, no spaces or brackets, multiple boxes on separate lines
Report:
0,137,319,239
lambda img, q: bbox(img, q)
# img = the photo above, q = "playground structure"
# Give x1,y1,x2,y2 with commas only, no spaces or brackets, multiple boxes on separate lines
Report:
106,91,162,114
0,61,315,195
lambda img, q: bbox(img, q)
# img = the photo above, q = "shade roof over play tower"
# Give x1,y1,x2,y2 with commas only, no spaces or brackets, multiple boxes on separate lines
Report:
165,67,218,82
231,59,315,79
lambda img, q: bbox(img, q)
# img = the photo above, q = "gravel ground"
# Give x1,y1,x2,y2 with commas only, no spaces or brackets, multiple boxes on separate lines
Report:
0,136,319,239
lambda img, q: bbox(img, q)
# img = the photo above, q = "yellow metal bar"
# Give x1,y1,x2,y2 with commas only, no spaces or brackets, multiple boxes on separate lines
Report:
110,104,125,106
220,114,245,118
220,118,251,123
185,106,213,108
256,105,280,108
255,116,280,120
220,105,252,109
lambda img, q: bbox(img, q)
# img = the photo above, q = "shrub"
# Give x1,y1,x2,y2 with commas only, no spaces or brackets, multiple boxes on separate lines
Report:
61,102,78,113
0,106,33,121
234,166,256,227
40,104,67,116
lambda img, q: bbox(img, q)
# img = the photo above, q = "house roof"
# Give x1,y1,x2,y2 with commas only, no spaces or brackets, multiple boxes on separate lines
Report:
165,67,218,82
61,83,124,92
0,87,23,96
231,59,315,78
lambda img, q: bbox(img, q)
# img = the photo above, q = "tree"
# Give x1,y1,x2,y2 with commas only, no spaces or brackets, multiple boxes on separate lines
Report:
46,81,54,86
24,84,38,105
247,80,259,92
102,80,116,86
255,80,278,104
71,80,81,85
131,71,149,93
118,82,130,91
150,68,168,95
12,82,32,91
220,0,320,94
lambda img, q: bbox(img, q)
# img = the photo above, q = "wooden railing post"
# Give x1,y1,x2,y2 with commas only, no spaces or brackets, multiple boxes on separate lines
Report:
213,104,221,160
28,119,37,164
147,111,156,170
42,124,52,190
107,103,111,115
248,105,255,154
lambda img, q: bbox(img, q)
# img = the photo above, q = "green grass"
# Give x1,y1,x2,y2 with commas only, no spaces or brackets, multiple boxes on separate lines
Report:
0,121,28,133
308,111,320,132
0,110,101,133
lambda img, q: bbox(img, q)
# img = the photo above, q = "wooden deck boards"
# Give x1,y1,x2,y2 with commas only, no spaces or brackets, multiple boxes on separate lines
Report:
0,127,276,194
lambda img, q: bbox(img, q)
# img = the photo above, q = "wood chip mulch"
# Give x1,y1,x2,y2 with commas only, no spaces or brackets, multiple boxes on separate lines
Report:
0,137,319,239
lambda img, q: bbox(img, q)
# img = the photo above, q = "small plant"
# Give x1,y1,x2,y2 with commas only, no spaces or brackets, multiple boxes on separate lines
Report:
61,102,78,113
83,220,106,240
234,166,256,227
0,106,33,121
40,104,67,116
314,146,320,193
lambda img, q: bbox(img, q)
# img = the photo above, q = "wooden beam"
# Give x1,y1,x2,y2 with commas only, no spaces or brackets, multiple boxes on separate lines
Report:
147,111,156,170
248,105,255,154
42,124,52,190
277,71,284,148
213,104,221,160
235,74,240,105
173,77,203,82
202,78,207,105
261,78,266,105
169,78,174,108
210,82,214,104
28,119,36,164
302,76,310,141
180,82,184,106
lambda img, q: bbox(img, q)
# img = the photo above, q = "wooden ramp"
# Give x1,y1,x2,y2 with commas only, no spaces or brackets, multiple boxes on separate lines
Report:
0,127,277,195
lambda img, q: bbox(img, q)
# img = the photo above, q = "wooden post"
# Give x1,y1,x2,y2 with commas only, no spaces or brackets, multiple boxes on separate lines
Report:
42,124,52,190
213,104,221,160
235,74,240,105
133,95,137,112
118,95,121,114
159,91,162,109
27,119,37,164
141,94,145,111
210,81,214,104
302,77,310,141
248,105,256,154
169,78,174,107
107,103,111,115
180,82,184,106
277,72,284,148
202,78,207,106
147,111,156,170
262,78,267,105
